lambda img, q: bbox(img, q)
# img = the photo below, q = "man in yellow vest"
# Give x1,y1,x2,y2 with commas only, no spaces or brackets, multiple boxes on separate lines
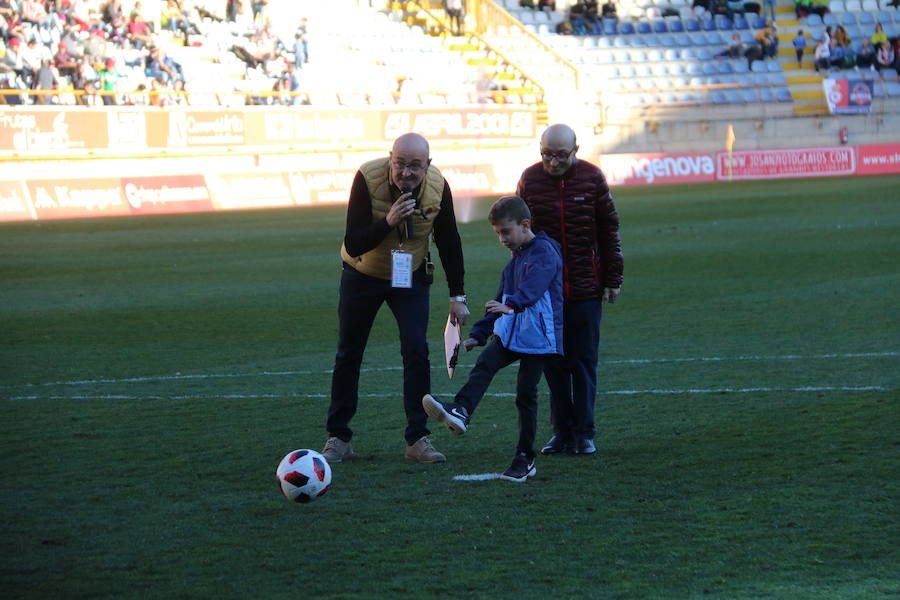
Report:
322,133,470,464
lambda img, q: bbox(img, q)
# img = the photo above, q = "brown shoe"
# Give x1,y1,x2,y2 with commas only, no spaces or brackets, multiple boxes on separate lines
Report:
321,437,356,463
404,436,446,463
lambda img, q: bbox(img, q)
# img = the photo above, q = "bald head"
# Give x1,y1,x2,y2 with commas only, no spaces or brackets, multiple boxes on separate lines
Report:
390,132,432,191
539,124,578,177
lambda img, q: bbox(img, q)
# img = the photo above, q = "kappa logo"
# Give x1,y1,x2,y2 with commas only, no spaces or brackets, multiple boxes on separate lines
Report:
573,196,586,202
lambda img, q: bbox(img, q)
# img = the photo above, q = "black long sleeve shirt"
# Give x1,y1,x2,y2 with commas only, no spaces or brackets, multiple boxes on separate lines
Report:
343,170,465,296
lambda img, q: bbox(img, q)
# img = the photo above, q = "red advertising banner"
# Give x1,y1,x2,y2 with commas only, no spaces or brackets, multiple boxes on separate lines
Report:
26,178,130,220
121,175,213,214
145,110,247,148
0,180,32,221
598,152,717,186
856,143,900,176
716,147,856,180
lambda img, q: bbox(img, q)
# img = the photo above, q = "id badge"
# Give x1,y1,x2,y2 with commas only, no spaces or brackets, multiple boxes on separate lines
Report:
391,250,413,288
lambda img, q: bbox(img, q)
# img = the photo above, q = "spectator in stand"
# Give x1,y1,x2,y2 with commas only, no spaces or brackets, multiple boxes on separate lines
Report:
833,25,850,48
809,0,828,17
763,0,775,23
874,41,893,72
0,0,13,22
283,59,302,104
828,38,854,70
21,38,43,82
444,0,464,36
1,36,26,85
716,32,746,57
871,23,887,49
855,37,876,71
291,32,306,68
814,39,830,72
601,0,617,18
710,0,730,19
568,2,588,35
538,0,556,9
21,0,49,28
81,79,103,105
102,0,124,26
792,30,807,67
726,0,745,20
127,13,153,49
226,0,240,23
148,46,183,83
98,57,120,105
793,0,810,18
71,59,95,90
756,25,778,59
129,82,149,105
33,59,58,104
585,1,601,33
892,38,900,71
53,41,78,77
251,0,266,23
170,77,187,105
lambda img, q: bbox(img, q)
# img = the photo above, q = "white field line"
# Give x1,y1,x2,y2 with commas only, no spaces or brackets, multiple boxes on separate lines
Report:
453,473,502,481
2,351,897,390
5,385,893,401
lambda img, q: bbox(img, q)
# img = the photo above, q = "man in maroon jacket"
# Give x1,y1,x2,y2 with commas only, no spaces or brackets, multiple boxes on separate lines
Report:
516,124,623,455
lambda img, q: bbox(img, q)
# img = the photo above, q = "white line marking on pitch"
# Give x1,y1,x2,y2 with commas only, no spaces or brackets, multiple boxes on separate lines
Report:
5,385,893,401
453,473,501,481
2,351,896,390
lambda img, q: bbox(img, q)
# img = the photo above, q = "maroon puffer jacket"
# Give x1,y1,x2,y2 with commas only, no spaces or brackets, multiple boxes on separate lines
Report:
516,159,623,301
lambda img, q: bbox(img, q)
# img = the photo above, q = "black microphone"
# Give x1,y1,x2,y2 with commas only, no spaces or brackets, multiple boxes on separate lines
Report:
401,184,415,240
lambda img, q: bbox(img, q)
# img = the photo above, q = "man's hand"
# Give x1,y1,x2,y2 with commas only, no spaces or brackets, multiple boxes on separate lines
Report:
485,300,513,314
603,287,620,304
385,191,416,227
450,300,469,326
462,337,480,351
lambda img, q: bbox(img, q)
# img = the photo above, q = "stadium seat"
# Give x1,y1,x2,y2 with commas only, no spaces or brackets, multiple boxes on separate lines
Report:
687,63,703,75
723,89,742,103
682,47,698,59
703,18,717,31
706,31,725,44
648,48,664,61
664,48,680,60
619,21,636,34
670,19,685,33
836,12,853,26
636,64,653,77
776,87,793,102
658,33,677,46
876,11,894,25
858,12,874,26
734,15,749,30
673,33,690,46
740,30,756,43
638,20,652,33
887,82,900,97
614,36,629,47
807,14,823,27
697,47,713,60
828,0,845,11
881,68,899,79
767,61,783,72
751,15,767,29
861,0,878,11
844,0,862,11
750,60,767,73
716,16,734,30
702,62,717,75
769,72,787,84
630,35,650,47
686,18,701,31
711,90,727,104
598,36,612,48
717,61,734,74
604,20,618,34
760,88,777,103
653,20,668,33
732,60,750,73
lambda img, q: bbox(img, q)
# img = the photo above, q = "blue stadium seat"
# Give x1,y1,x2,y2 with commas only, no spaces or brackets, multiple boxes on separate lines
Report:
732,60,750,74
735,73,753,86
638,21,652,34
858,12,874,25
741,88,759,103
682,47,697,59
706,31,724,45
752,15,767,29
687,63,703,75
807,14,824,27
663,93,678,103
648,48,664,61
876,11,894,25
598,36,612,48
887,82,900,97
881,68,899,79
760,88,777,103
769,72,787,84
614,36,628,47
674,33,691,46
697,47,713,60
690,76,705,86
686,18,701,31
659,33,676,46
767,61,783,73
619,21,636,34
664,48,680,60
810,27,825,42
775,87,793,102
740,30,756,43
711,90,727,104
604,20,618,34
717,61,733,74
633,50,648,62
628,34,649,47
703,18,717,31
752,72,769,84
716,16,734,30
653,20,668,33
652,63,670,76
839,12,856,25
733,15,749,30
636,64,653,77
670,19,685,33
750,60,767,73
702,62,717,75
720,74,737,84
723,89,743,103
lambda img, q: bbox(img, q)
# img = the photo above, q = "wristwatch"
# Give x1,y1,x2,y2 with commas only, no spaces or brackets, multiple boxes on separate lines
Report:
450,295,467,304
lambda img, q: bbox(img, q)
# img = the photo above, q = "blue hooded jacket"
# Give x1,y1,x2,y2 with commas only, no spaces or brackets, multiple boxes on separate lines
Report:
469,231,564,355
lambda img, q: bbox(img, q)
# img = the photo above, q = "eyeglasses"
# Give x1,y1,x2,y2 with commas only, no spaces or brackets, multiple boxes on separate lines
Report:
540,148,575,161
391,159,427,172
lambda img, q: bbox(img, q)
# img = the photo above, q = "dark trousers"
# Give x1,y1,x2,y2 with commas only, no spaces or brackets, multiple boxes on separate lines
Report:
327,263,431,445
455,338,547,458
544,298,601,441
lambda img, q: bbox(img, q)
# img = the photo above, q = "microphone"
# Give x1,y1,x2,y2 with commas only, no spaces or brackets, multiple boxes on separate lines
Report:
401,184,415,240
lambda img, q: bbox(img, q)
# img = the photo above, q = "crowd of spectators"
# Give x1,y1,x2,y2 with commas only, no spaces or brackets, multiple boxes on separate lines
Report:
0,0,308,106
812,21,900,73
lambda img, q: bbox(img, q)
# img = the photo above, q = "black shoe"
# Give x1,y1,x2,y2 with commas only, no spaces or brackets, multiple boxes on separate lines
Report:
500,452,536,482
540,434,573,455
574,438,596,455
422,394,470,435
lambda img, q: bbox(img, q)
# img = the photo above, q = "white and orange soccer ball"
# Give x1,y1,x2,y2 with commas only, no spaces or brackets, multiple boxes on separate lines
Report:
275,449,332,503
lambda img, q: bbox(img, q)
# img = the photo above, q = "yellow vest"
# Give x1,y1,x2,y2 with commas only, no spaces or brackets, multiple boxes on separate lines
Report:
340,157,445,280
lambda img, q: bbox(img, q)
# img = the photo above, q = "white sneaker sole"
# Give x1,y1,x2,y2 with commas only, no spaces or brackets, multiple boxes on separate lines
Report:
500,465,537,483
422,394,468,435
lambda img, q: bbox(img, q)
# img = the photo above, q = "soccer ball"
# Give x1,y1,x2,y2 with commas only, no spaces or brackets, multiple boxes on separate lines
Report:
275,449,332,503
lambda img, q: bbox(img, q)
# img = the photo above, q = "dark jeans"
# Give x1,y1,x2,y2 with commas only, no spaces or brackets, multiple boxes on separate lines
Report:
327,263,432,445
544,298,601,441
455,338,547,458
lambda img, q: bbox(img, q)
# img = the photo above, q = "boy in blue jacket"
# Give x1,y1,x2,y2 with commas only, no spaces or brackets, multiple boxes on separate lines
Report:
423,195,563,482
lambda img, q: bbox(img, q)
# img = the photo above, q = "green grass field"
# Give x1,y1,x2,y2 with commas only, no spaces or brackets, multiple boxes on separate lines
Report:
1,175,898,599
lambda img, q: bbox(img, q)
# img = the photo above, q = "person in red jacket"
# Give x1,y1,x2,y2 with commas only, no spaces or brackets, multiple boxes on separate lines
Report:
516,123,623,455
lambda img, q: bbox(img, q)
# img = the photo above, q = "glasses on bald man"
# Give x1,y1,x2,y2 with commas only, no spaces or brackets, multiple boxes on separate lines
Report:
540,148,575,162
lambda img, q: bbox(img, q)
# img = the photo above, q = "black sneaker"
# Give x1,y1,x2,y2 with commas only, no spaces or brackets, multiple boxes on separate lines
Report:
500,452,537,483
422,394,470,435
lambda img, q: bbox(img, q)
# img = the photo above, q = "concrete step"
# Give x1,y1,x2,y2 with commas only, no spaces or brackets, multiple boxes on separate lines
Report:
787,74,824,84
793,88,826,100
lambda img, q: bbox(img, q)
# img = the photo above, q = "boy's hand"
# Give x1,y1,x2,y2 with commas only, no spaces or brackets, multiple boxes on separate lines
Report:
462,337,480,351
485,300,514,315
